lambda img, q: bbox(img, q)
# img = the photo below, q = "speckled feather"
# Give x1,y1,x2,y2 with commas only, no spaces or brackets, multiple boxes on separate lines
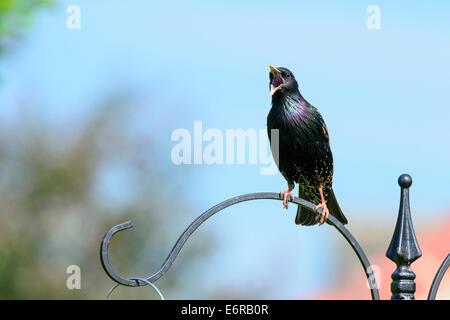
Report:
267,67,347,225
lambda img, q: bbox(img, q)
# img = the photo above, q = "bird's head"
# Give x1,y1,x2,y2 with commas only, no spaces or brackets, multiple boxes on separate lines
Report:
269,65,299,97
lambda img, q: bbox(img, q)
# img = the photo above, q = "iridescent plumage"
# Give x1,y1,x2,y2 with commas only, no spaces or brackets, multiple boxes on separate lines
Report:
267,67,347,225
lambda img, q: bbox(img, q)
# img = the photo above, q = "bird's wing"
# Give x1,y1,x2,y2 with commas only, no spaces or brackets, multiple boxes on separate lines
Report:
321,120,330,144
310,105,330,144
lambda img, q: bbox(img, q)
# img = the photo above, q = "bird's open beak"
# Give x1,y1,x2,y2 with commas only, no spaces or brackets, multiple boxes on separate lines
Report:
270,65,280,73
269,65,283,96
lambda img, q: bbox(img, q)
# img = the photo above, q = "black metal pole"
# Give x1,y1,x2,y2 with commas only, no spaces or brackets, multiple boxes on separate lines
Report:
386,174,422,300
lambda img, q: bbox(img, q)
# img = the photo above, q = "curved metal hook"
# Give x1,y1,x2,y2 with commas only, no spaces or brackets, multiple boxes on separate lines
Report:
105,277,165,300
428,254,450,300
100,192,380,300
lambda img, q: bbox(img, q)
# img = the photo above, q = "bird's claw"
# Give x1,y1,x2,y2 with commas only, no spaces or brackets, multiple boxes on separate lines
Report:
280,190,294,209
314,202,329,225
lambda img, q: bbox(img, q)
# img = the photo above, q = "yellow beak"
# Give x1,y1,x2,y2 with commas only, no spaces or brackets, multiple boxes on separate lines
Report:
269,65,280,73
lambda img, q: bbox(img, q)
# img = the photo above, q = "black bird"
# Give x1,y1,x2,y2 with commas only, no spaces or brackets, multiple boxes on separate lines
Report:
267,65,347,225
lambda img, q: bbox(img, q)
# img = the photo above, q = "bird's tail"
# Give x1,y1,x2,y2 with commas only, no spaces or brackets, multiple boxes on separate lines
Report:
295,188,348,226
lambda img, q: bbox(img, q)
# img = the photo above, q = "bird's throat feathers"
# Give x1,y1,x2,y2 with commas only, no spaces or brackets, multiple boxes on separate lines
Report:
270,93,314,128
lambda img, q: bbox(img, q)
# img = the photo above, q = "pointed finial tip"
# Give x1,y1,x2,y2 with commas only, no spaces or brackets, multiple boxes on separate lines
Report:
398,174,412,188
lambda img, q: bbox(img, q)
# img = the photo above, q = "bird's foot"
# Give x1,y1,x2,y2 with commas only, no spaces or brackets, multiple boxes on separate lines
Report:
315,202,329,225
280,189,295,209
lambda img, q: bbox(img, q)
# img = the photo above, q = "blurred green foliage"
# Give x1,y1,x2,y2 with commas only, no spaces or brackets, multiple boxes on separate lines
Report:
0,94,212,299
0,0,53,55
0,0,213,299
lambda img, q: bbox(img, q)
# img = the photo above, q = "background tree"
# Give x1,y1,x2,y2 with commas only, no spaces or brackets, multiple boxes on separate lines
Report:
0,0,53,56
0,2,212,299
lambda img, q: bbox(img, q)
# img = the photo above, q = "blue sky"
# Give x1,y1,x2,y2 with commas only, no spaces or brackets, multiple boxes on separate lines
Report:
1,0,449,298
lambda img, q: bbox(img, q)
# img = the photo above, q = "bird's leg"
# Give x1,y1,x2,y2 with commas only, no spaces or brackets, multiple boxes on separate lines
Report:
280,184,295,209
315,187,329,225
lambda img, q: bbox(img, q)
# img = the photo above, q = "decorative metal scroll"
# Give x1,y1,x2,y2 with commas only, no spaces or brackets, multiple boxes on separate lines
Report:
100,174,449,300
101,193,380,300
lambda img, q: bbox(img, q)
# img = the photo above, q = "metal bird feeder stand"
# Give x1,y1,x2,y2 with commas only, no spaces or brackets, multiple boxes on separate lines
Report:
100,174,450,300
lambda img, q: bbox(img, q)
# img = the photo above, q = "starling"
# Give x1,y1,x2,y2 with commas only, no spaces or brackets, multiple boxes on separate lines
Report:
267,65,348,226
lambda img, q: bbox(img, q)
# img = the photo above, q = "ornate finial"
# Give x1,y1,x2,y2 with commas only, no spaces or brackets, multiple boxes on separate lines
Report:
398,174,412,188
386,174,422,300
